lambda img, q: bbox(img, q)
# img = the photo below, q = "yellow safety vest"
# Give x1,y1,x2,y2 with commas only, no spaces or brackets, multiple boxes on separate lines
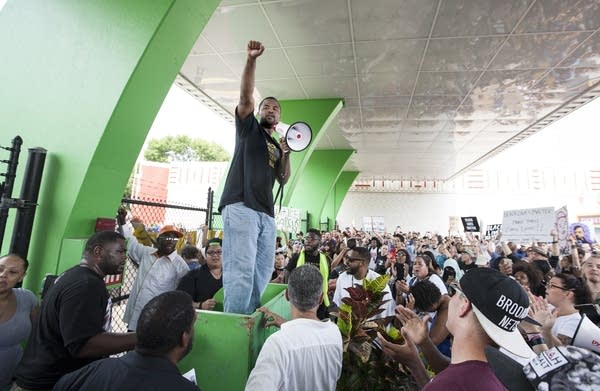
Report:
297,251,330,306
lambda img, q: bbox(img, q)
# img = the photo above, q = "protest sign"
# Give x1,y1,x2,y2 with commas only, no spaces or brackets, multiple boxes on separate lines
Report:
555,206,569,255
485,224,502,240
501,207,555,244
461,216,480,232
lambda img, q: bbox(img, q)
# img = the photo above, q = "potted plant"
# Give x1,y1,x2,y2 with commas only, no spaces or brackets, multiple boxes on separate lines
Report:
336,274,418,390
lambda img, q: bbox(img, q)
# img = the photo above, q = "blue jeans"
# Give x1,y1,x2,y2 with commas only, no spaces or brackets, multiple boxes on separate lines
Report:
222,202,276,314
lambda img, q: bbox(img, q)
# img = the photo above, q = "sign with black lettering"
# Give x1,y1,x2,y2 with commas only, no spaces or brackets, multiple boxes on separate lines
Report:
461,216,480,232
501,206,554,244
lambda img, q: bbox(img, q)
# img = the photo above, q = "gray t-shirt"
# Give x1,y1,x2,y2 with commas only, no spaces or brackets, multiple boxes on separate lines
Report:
0,288,37,386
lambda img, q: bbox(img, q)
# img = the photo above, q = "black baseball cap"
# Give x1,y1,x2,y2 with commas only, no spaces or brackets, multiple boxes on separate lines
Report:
461,268,535,358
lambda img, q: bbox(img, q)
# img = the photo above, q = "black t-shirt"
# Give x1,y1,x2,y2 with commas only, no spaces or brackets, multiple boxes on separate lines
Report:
374,255,387,275
54,351,199,391
286,251,321,272
218,109,281,217
177,265,223,304
16,266,110,389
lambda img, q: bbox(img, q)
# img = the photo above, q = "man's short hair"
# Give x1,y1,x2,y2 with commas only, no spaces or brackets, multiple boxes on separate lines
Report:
136,291,195,356
258,96,281,112
84,231,125,254
306,228,321,238
351,246,370,262
181,245,200,260
410,280,441,312
205,238,222,253
287,265,322,312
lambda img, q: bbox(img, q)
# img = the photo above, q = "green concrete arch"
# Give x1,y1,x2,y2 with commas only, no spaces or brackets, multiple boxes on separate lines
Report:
0,0,220,290
278,99,344,205
322,171,360,229
287,150,353,229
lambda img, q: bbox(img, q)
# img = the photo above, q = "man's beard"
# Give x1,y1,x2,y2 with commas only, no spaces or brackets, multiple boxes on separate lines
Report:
259,117,275,129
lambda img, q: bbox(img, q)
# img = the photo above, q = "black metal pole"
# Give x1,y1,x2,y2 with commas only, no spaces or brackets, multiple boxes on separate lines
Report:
10,147,47,259
206,187,213,228
0,136,23,251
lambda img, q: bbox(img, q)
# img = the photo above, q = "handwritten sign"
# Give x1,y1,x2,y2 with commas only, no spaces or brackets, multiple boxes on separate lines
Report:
448,216,461,235
275,206,301,233
461,216,480,232
501,207,555,244
362,216,385,233
555,206,569,255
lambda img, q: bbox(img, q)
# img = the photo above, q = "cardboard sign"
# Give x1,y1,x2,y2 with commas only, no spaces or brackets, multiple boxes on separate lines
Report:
461,216,480,232
485,224,502,240
501,207,555,244
555,206,569,255
275,206,301,234
448,216,461,235
363,216,385,233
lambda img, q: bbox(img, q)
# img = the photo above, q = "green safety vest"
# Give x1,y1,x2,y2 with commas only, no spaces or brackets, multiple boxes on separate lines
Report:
297,251,330,307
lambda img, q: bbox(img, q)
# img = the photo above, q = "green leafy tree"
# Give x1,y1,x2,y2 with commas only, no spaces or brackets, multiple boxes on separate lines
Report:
144,135,230,163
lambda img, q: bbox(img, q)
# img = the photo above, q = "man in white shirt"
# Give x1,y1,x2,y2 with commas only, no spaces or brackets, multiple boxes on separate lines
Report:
122,221,189,331
333,246,396,322
246,265,342,391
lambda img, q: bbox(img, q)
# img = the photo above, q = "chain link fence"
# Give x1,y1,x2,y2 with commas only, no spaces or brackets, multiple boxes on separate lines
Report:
109,195,211,333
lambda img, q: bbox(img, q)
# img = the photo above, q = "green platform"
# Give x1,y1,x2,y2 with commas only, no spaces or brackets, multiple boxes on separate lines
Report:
178,284,291,391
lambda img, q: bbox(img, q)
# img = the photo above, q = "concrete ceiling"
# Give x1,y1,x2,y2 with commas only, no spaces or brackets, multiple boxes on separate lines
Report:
177,0,600,181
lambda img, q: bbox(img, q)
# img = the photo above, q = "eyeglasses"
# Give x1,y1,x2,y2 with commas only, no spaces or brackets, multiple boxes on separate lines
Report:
159,236,179,242
206,250,222,256
546,282,572,291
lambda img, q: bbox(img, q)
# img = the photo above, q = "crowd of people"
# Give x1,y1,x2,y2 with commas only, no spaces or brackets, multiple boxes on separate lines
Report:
3,219,600,390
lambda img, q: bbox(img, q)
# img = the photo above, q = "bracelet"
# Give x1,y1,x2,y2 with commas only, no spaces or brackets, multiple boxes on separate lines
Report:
528,336,544,346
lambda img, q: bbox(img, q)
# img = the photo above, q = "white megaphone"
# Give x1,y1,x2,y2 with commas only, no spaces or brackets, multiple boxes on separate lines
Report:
572,314,600,353
275,121,312,152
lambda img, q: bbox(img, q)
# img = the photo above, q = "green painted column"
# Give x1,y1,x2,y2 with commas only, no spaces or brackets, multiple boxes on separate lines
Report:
322,171,359,229
287,150,353,229
0,0,220,290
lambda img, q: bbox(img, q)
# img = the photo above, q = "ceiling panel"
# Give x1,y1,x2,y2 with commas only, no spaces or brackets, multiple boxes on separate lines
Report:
264,0,351,46
558,31,600,68
301,76,357,99
358,71,417,97
421,37,505,72
414,71,480,95
221,48,295,80
515,0,600,33
285,44,356,77
489,32,592,70
201,5,278,52
432,0,531,37
179,0,600,182
351,0,438,40
355,40,425,75
181,55,237,86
